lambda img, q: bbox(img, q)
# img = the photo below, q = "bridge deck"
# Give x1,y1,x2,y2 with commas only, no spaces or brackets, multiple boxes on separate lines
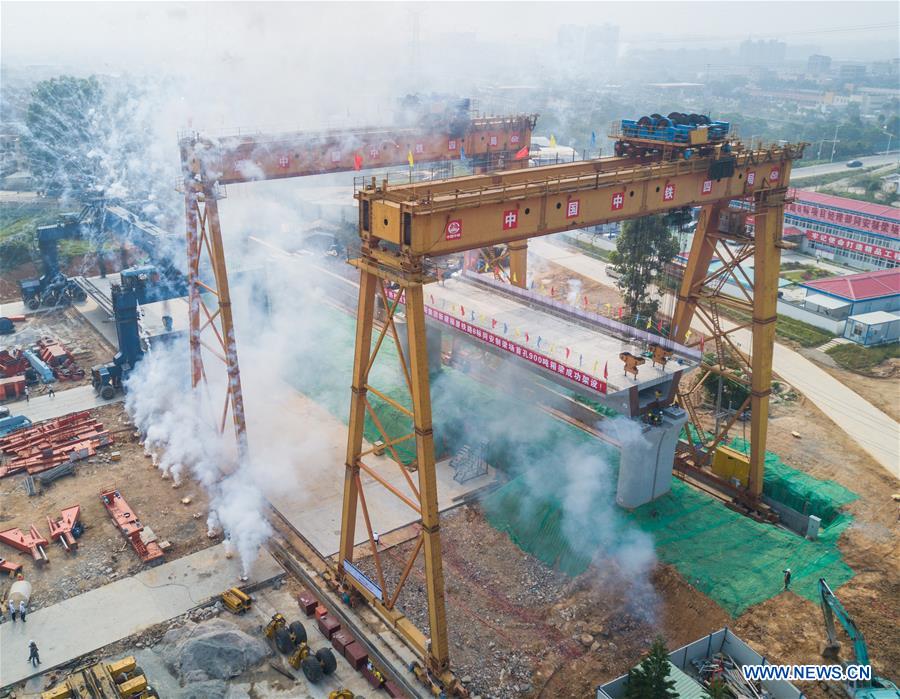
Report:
427,277,691,398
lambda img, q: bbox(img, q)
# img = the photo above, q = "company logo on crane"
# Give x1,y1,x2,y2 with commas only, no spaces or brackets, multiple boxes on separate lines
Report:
502,210,519,230
445,219,463,240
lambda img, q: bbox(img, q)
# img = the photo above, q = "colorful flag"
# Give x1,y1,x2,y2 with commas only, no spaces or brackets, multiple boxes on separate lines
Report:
460,145,466,161
646,317,652,329
565,348,571,359
685,329,692,340
700,336,706,353
657,319,663,332
593,360,599,373
460,305,465,316
604,361,609,379
407,150,414,167
591,131,597,147
537,336,542,347
503,322,508,334
492,319,497,329
354,153,363,171
549,134,557,148
429,294,434,304
525,333,529,343
514,145,529,160
618,307,623,319
512,272,518,284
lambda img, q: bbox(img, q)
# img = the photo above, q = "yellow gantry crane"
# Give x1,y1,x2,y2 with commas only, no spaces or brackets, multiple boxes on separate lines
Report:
178,109,803,691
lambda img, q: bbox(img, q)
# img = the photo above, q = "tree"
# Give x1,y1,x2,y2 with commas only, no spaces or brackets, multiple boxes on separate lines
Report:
624,637,678,699
608,215,679,319
22,76,105,196
705,676,729,698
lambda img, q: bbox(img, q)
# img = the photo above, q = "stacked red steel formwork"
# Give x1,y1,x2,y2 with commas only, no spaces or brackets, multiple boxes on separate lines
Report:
0,411,111,477
36,337,85,381
0,349,29,399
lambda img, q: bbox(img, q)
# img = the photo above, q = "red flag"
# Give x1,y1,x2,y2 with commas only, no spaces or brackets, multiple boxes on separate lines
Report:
700,336,705,352
354,153,363,171
514,145,529,160
604,361,608,379
657,319,663,332
584,295,589,307
550,286,555,296
565,348,571,359
525,333,529,343
460,305,465,316
618,307,623,319
430,294,434,304
491,319,497,329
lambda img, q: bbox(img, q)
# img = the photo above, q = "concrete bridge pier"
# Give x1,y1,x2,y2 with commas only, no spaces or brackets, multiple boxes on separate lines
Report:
616,406,688,509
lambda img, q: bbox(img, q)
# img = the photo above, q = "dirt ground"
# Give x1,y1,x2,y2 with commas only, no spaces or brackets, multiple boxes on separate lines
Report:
527,255,626,314
0,401,216,611
0,306,116,393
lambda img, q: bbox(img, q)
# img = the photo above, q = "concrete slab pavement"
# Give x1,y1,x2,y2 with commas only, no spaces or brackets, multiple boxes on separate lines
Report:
530,237,900,479
9,384,122,423
0,543,283,689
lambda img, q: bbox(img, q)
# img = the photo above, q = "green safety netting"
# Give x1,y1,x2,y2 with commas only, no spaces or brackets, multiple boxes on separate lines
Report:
291,309,856,616
727,437,858,528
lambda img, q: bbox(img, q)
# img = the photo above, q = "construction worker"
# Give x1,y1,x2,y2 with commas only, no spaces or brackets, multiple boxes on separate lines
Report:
28,641,40,666
47,386,55,398
23,385,29,403
783,568,792,590
8,599,16,621
373,531,380,548
19,600,27,622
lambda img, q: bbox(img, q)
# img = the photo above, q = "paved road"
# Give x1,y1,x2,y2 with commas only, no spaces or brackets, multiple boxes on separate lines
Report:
9,384,122,423
530,238,900,478
792,153,899,180
0,544,283,688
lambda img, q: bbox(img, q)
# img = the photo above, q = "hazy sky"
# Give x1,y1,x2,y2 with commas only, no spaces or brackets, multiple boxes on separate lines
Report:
2,1,898,72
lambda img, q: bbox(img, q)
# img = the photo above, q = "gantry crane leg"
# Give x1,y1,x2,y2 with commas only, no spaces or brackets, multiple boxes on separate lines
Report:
508,240,528,289
338,265,450,675
671,205,722,343
748,197,785,496
184,185,250,460
403,282,450,673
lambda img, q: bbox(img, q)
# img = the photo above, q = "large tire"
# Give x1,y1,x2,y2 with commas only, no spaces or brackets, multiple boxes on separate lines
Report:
100,385,116,400
316,647,337,675
274,626,294,654
301,656,323,683
42,291,59,307
289,620,307,646
27,298,40,311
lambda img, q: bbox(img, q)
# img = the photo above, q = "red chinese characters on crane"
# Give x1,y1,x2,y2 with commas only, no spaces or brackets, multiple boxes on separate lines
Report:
611,191,625,211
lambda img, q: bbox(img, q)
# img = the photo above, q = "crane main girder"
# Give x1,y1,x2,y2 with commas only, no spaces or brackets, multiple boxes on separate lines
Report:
180,114,537,186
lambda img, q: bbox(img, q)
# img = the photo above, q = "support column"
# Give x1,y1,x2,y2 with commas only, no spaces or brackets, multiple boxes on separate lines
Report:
748,200,783,496
204,192,250,461
339,269,378,567
404,283,450,674
671,205,721,343
616,407,688,508
508,240,528,289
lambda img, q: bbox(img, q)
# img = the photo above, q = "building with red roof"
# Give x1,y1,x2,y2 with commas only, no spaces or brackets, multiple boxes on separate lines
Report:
784,189,899,271
801,267,900,316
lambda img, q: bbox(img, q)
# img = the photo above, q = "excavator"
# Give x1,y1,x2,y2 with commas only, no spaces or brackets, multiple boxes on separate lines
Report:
819,578,900,698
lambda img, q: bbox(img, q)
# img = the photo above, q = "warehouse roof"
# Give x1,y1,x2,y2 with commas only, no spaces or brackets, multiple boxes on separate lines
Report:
801,268,900,301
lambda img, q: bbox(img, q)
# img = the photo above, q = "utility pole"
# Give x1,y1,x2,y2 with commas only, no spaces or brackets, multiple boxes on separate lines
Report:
829,124,841,162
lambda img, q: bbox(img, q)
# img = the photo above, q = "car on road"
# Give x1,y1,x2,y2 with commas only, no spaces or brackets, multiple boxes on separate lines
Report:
846,160,863,168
